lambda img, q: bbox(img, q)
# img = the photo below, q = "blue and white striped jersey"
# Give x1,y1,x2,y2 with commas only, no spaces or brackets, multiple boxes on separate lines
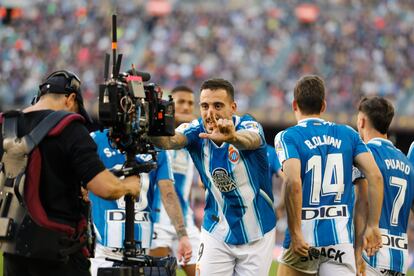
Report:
89,129,173,249
267,145,282,182
274,118,368,248
152,149,196,227
362,138,414,274
177,115,276,245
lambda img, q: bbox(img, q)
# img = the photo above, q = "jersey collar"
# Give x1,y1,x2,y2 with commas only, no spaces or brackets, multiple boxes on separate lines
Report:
297,117,325,125
368,137,394,146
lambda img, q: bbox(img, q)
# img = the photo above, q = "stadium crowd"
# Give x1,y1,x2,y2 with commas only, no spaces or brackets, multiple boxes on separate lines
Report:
141,0,414,116
2,0,414,117
0,0,150,112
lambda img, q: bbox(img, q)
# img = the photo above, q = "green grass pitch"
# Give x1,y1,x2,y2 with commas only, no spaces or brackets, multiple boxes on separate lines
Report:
177,262,414,275
0,255,413,275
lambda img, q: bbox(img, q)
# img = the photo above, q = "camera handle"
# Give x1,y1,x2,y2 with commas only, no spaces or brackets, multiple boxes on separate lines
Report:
110,152,157,258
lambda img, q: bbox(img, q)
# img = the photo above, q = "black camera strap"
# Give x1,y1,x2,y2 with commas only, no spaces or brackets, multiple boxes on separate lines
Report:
2,111,73,154
25,111,73,153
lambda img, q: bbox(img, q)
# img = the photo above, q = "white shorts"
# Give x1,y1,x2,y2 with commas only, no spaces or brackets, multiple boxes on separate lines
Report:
90,243,148,276
278,243,356,275
365,262,405,276
196,228,275,276
151,223,200,265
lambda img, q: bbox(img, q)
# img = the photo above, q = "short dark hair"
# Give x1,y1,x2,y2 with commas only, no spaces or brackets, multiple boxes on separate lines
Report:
171,85,193,94
200,78,234,101
294,75,325,115
358,96,394,134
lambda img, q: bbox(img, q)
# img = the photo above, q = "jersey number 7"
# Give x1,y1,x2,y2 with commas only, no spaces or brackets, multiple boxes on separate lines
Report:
390,176,407,226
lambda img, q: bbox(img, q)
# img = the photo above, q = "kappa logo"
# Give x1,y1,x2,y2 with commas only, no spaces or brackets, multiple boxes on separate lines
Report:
212,168,237,192
228,145,240,164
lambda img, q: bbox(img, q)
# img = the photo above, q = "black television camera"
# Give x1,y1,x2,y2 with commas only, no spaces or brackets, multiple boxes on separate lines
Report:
98,68,175,172
96,14,177,276
99,65,175,152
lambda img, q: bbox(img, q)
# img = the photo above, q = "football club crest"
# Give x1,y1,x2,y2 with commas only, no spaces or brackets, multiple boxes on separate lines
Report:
228,145,240,164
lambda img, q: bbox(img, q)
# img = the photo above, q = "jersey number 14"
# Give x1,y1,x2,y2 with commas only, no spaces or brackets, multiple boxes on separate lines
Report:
307,153,344,205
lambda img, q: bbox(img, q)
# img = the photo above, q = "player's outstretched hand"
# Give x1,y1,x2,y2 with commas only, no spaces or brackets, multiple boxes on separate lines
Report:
177,236,192,266
363,225,382,256
199,117,236,144
291,234,309,257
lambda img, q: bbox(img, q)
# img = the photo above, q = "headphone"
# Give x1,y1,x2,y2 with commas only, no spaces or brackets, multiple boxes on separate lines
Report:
32,70,82,105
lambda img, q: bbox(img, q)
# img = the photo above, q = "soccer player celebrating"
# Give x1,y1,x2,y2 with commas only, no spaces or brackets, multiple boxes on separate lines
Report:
150,85,200,276
274,75,383,275
151,78,276,276
89,130,192,276
354,97,414,276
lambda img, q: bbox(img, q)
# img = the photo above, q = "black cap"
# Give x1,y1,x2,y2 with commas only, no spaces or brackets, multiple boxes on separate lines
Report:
39,70,93,124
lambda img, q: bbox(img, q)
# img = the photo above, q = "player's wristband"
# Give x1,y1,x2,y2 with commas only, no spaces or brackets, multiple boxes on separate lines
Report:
177,227,188,239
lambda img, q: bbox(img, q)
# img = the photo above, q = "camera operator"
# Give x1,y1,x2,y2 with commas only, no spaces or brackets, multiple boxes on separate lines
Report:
1,70,140,276
89,129,192,276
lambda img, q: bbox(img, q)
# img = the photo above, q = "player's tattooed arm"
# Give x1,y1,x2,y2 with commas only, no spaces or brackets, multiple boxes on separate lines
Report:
150,132,188,150
199,118,262,150
229,130,262,150
158,180,188,238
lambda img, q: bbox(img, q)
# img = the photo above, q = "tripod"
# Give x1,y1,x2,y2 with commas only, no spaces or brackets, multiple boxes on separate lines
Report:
97,152,177,276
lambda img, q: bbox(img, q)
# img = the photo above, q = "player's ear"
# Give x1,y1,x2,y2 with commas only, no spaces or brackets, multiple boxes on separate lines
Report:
292,100,298,112
320,100,327,113
357,112,365,131
231,101,237,113
360,116,366,129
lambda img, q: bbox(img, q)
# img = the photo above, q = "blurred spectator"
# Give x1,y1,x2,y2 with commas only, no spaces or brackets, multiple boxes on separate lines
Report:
2,0,414,119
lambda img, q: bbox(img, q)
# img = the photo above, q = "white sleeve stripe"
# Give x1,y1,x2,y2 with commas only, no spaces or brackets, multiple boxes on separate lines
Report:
280,131,290,160
202,142,229,237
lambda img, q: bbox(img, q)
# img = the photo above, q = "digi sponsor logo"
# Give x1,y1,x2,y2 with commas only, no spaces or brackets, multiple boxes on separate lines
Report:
106,210,150,222
228,145,240,164
382,233,408,250
302,205,348,220
212,168,237,192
